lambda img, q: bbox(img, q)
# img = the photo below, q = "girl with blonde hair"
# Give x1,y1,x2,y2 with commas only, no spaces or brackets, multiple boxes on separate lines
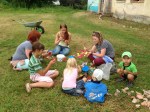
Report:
62,57,87,96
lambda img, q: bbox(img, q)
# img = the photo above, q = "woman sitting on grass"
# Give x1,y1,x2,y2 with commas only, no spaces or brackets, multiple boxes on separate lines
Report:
52,24,71,56
10,30,41,70
87,31,115,66
25,42,59,93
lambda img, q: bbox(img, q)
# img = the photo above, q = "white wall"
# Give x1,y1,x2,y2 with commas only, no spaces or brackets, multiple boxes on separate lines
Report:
111,0,150,24
143,0,150,16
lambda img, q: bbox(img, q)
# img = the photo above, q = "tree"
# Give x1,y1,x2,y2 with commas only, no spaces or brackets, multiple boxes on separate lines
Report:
0,0,54,8
59,0,87,9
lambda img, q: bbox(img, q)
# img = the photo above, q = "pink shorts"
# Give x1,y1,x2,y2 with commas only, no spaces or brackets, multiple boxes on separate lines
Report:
30,70,56,83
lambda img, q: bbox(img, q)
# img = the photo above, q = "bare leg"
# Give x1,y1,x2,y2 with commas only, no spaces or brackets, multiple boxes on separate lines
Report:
30,81,54,88
25,81,54,93
127,74,134,82
126,74,134,87
49,70,59,79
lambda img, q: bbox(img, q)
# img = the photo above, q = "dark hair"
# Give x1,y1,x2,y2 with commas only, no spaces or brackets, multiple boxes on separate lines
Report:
92,31,103,44
27,30,41,43
29,42,45,58
60,24,69,40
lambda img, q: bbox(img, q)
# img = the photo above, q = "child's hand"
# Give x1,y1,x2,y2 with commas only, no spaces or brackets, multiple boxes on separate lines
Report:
42,52,48,58
42,50,52,58
49,58,56,65
64,40,69,44
47,51,52,56
84,47,89,52
59,37,64,41
124,70,128,74
117,68,124,74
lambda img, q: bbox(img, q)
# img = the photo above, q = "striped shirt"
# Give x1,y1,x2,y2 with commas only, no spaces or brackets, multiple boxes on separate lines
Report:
28,54,42,75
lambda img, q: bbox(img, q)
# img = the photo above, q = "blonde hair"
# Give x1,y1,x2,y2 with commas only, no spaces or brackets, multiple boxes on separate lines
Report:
65,58,78,74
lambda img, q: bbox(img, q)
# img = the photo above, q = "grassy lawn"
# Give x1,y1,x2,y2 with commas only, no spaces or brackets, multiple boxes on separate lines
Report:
0,5,150,112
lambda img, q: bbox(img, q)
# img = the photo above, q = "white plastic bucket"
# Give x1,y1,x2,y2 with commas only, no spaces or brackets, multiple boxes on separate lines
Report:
56,54,65,62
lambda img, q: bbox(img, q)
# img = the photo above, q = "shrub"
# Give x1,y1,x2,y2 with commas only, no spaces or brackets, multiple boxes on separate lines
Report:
0,0,54,8
59,0,87,10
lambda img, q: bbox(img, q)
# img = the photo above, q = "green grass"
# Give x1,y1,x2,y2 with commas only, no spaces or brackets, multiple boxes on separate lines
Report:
0,5,150,112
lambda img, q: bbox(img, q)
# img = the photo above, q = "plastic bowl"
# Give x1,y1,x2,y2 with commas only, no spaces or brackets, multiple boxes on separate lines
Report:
56,54,65,62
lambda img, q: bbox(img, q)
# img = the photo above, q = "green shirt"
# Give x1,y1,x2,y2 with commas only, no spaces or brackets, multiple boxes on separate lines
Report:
28,54,42,75
119,61,137,73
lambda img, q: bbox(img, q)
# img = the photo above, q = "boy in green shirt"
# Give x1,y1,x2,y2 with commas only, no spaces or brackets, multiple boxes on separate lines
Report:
117,51,138,87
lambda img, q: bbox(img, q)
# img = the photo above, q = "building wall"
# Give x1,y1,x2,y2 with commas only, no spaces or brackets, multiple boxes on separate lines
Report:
87,0,112,14
111,0,150,24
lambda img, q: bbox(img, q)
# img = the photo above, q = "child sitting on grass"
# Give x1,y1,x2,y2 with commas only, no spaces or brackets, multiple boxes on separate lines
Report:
84,69,108,103
62,57,87,96
25,42,59,93
116,51,138,87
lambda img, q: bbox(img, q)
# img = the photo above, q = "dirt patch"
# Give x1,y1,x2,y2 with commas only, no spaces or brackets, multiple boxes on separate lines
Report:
73,11,104,25
0,17,14,27
73,11,91,18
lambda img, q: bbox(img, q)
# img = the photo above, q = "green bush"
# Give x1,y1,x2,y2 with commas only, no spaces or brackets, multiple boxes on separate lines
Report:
0,0,87,9
0,0,9,5
74,0,87,10
0,0,54,8
59,0,87,10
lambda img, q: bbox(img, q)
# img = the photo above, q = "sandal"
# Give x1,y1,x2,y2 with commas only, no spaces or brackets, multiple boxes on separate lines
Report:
25,83,31,93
